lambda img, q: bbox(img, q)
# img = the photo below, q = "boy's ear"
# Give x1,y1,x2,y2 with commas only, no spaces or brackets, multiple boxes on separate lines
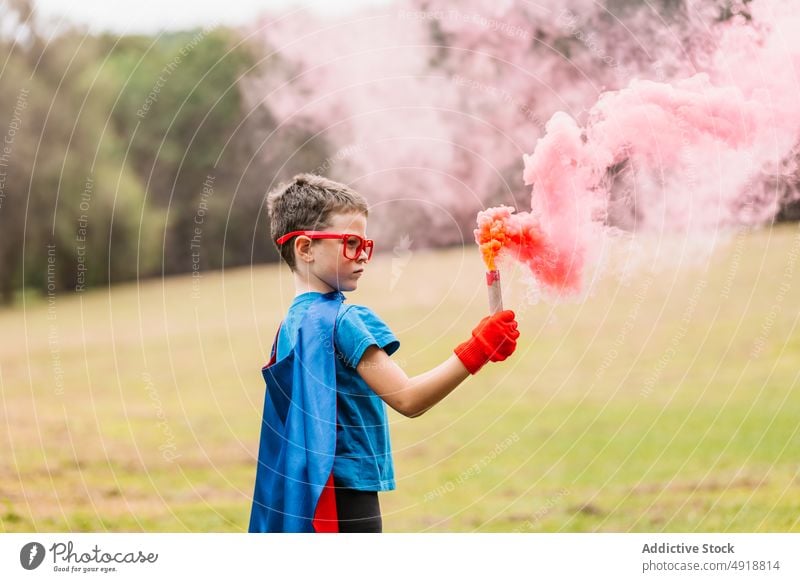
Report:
294,236,314,265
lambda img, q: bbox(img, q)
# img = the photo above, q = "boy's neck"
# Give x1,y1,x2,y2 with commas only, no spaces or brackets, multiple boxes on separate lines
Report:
293,272,337,296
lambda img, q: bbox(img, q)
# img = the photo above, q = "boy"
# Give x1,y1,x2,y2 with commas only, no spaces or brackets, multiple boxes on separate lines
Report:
249,174,519,533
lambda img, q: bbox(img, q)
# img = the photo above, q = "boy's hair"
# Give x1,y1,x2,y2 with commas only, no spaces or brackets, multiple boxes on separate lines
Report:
267,173,369,270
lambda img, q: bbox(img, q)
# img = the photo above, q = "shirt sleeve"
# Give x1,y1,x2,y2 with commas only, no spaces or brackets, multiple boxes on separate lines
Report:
335,305,400,368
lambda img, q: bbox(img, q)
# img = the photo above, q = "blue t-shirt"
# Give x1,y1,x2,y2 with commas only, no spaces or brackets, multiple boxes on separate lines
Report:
275,291,400,491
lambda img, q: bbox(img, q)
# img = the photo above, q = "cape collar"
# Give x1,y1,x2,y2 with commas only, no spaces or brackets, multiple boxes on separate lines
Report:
291,290,346,307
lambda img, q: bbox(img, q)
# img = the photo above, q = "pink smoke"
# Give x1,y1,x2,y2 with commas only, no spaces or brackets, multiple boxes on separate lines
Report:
243,0,800,294
479,1,800,294
479,74,764,293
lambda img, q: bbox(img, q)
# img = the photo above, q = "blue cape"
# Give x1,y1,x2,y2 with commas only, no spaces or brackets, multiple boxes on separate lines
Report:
248,292,343,533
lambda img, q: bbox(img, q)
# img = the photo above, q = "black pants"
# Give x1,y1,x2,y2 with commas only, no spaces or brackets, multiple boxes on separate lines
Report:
334,482,382,533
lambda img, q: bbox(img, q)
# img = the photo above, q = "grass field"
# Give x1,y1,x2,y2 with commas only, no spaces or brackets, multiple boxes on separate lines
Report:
1,224,799,532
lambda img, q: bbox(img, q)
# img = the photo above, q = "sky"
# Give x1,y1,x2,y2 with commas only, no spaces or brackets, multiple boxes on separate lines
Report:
33,0,395,33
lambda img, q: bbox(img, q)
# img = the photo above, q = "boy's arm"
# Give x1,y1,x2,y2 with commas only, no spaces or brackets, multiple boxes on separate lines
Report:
357,349,469,418
356,310,519,418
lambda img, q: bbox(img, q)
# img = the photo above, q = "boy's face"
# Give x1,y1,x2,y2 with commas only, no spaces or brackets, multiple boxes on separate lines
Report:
300,211,370,293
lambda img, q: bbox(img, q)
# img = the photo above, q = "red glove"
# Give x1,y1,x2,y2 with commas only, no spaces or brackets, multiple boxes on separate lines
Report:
454,310,520,375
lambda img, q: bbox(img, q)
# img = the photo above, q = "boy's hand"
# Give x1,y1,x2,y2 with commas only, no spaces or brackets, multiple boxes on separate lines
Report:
454,310,520,374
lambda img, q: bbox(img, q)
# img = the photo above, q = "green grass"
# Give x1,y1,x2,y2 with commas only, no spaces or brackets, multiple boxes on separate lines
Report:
1,224,799,532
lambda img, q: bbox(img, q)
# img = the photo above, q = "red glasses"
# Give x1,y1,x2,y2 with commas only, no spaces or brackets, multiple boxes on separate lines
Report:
276,230,374,261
